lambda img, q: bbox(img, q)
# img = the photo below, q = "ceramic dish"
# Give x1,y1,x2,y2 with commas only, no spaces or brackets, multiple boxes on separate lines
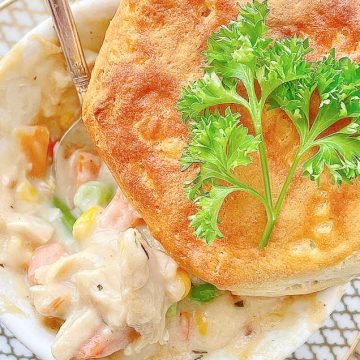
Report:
0,1,345,359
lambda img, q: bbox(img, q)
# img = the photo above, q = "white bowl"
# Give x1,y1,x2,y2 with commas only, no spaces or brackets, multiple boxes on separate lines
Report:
0,1,345,359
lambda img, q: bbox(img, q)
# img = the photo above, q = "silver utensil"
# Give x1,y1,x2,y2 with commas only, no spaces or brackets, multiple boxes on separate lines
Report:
0,0,17,11
45,0,95,204
344,331,360,360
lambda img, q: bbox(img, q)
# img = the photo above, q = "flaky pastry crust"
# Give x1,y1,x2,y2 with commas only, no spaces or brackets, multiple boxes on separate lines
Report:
83,0,360,295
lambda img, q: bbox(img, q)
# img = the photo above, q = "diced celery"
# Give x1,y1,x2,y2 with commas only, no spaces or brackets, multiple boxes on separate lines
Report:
74,181,116,212
53,197,77,231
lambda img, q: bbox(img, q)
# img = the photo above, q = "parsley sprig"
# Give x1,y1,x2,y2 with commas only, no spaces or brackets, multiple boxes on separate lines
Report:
178,0,360,247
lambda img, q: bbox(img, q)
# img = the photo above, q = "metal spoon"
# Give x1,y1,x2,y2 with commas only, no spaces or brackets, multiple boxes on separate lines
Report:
0,0,18,11
45,0,95,204
45,0,158,251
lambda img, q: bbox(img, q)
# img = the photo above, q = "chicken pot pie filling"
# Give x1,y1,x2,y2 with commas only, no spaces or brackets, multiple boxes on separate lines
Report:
0,7,344,360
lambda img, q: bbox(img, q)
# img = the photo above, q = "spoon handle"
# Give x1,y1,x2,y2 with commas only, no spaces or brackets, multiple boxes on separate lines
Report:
45,0,90,105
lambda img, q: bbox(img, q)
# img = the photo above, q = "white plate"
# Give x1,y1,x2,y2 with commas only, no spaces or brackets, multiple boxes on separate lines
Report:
0,1,345,359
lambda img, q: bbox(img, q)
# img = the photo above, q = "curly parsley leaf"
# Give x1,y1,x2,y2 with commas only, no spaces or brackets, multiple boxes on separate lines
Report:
310,50,360,138
182,109,260,173
303,134,360,185
271,50,360,185
205,3,311,103
256,37,313,100
204,1,270,82
178,72,248,123
268,78,316,144
182,109,260,243
190,186,238,244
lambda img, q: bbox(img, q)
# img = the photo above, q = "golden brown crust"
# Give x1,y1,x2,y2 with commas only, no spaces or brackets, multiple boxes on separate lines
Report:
83,0,360,295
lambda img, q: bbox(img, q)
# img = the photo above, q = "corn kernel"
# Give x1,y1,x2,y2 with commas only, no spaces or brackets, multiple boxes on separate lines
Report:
195,309,208,336
17,179,39,202
119,241,126,253
72,207,102,241
177,268,191,300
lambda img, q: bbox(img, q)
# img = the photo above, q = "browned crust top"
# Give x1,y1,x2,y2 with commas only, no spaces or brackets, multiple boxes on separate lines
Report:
83,0,360,290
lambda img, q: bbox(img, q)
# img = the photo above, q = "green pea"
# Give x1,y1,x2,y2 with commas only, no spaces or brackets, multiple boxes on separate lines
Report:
166,303,178,319
190,283,220,303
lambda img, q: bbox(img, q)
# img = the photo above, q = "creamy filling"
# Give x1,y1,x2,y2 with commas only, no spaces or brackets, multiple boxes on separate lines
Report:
0,82,186,358
31,227,183,360
0,94,333,360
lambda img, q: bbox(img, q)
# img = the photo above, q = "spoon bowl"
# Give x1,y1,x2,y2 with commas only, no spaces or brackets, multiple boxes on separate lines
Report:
45,0,95,203
54,119,95,204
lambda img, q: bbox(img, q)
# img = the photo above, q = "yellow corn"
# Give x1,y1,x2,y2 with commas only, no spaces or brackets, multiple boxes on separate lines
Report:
195,309,208,336
177,268,191,300
17,179,39,202
72,207,102,241
119,241,126,253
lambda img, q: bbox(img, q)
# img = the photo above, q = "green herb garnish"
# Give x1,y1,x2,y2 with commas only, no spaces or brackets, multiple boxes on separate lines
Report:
178,0,360,247
190,283,220,302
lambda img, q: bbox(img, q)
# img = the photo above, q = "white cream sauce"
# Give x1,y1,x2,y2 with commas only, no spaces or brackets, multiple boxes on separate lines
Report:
32,227,184,360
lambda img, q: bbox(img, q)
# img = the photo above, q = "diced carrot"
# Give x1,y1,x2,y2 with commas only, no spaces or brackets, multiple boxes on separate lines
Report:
16,126,50,178
47,138,58,162
128,328,140,343
28,243,67,285
99,189,143,231
180,311,192,341
48,297,66,311
41,316,64,332
73,151,101,189
75,325,139,359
